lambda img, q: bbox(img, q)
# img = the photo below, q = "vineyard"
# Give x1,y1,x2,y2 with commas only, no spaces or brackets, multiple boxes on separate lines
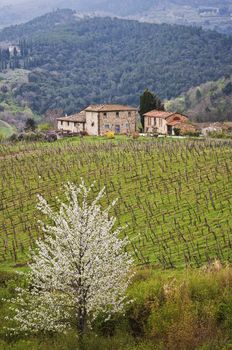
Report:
0,137,232,270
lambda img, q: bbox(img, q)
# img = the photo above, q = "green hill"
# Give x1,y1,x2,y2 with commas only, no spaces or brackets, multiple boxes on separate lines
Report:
165,75,232,122
0,10,232,115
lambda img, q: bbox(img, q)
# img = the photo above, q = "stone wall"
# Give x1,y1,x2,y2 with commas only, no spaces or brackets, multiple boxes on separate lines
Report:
144,117,167,134
99,110,137,135
85,111,99,136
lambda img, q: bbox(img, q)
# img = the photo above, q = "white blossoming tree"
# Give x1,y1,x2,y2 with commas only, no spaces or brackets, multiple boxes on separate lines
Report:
8,181,133,347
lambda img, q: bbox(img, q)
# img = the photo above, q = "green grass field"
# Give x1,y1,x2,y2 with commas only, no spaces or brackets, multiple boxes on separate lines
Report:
0,120,15,139
0,137,231,270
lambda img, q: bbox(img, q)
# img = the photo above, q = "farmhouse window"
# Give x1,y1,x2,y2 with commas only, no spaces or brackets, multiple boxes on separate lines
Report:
91,122,95,127
148,117,151,126
103,112,107,117
126,123,129,128
60,121,63,126
128,112,131,117
67,122,70,126
116,112,119,117
105,124,110,129
115,125,120,133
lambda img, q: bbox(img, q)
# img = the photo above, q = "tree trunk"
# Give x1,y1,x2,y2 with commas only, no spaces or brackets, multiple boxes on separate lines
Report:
77,305,86,350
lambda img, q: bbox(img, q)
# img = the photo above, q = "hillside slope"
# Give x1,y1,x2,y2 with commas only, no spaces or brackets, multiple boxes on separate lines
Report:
0,69,42,130
0,10,232,115
166,75,232,122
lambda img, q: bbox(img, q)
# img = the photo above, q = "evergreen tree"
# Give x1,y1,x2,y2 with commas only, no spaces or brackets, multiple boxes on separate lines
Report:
196,88,202,101
139,89,164,129
25,118,36,131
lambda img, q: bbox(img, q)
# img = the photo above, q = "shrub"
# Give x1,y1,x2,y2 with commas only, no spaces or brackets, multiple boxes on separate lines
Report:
45,132,58,142
105,131,115,139
173,128,181,136
132,132,140,140
8,133,18,142
17,132,45,142
38,123,51,131
182,130,201,137
208,131,232,139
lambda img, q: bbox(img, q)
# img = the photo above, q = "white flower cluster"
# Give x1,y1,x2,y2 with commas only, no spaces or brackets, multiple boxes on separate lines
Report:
8,181,134,334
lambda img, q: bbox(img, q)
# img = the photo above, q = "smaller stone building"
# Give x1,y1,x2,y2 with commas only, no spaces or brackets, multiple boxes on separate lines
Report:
143,110,189,135
57,104,138,136
57,111,86,134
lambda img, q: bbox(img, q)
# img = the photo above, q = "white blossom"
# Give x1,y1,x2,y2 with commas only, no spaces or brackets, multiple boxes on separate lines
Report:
7,181,134,336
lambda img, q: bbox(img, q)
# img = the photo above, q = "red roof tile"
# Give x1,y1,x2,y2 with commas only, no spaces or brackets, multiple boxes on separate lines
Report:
143,110,176,119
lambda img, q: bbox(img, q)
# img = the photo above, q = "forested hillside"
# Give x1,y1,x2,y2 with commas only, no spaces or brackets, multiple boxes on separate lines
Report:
0,9,232,115
166,75,232,122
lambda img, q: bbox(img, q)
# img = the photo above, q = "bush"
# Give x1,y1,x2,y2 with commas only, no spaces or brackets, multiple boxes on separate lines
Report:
182,131,201,137
208,131,232,139
173,128,181,136
105,131,115,139
45,132,58,142
17,132,45,142
38,123,51,132
8,133,18,142
132,132,140,140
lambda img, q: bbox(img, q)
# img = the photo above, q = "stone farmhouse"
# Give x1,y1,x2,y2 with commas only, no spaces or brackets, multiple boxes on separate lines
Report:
143,110,191,135
57,104,138,136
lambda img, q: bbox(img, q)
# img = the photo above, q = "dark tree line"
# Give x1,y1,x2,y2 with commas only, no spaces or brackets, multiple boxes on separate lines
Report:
0,40,32,71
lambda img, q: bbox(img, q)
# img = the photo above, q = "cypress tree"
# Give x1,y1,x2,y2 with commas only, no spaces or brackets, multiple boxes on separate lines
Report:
139,89,164,129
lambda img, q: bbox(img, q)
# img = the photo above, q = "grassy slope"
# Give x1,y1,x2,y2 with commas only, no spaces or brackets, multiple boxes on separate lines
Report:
0,69,42,130
165,75,232,122
0,120,14,138
0,137,231,270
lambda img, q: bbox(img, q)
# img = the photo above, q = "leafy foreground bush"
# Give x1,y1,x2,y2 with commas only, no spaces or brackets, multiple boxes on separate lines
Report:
1,265,232,349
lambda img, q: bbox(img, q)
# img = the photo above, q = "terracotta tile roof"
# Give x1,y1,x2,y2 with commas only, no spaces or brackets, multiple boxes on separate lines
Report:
57,110,86,123
167,113,189,120
143,110,176,119
85,104,138,112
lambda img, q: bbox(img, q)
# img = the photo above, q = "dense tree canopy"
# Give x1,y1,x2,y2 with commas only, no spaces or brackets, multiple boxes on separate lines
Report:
0,10,232,115
166,75,232,122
